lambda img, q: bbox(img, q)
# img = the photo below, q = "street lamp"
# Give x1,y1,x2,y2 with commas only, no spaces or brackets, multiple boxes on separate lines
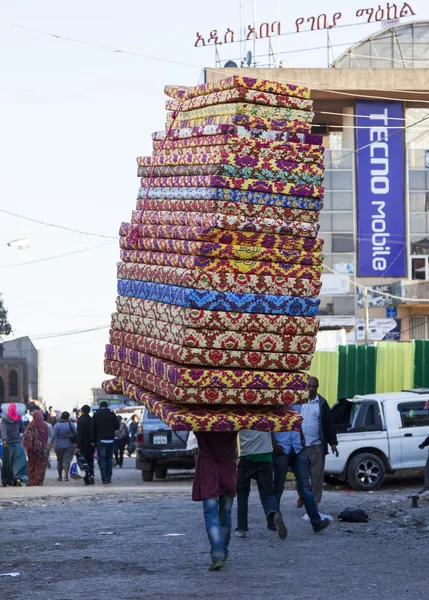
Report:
6,239,31,250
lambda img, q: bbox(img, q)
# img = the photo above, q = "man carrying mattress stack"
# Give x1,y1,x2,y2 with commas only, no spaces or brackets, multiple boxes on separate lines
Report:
101,74,326,569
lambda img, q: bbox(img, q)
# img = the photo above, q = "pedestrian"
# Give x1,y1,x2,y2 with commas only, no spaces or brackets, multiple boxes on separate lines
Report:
127,414,139,457
193,431,238,571
235,430,287,540
22,409,33,430
296,377,339,509
77,405,95,485
43,412,53,469
271,429,330,534
90,401,119,485
52,411,77,482
47,406,57,426
114,416,129,468
419,434,429,492
1,403,29,486
22,409,50,486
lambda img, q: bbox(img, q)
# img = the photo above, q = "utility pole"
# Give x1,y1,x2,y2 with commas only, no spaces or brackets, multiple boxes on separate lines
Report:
364,288,369,346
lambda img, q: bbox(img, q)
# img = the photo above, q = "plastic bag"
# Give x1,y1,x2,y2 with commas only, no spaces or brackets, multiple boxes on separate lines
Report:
186,431,198,452
70,455,85,479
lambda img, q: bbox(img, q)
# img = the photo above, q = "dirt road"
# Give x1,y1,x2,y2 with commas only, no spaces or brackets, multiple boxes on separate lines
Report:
0,458,427,600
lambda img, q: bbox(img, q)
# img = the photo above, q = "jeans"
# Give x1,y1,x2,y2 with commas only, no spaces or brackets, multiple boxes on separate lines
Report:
202,495,233,560
272,448,321,527
114,439,126,467
236,458,279,531
97,442,114,483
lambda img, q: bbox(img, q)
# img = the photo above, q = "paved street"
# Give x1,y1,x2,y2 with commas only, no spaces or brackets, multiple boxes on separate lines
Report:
0,458,428,600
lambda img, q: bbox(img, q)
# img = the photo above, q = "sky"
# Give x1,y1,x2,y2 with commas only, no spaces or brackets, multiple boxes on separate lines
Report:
0,0,427,410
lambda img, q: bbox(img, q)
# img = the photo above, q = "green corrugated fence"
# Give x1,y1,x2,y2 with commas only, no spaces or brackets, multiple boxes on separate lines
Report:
310,340,428,405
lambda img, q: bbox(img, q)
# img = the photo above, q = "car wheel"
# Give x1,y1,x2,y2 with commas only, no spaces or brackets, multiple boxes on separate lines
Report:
142,470,154,482
346,453,385,491
155,468,167,480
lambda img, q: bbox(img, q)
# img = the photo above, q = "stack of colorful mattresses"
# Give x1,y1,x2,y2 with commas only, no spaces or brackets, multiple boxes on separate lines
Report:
102,75,324,432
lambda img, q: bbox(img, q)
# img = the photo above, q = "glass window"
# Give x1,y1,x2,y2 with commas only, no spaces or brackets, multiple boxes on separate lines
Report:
409,316,429,340
325,150,354,170
318,212,332,232
411,235,429,255
409,170,426,190
323,171,332,190
318,297,334,316
331,231,355,253
410,213,429,234
331,170,353,190
333,296,355,316
408,150,426,169
332,191,353,211
321,233,332,253
322,191,332,211
332,212,353,231
9,370,18,397
398,402,429,428
409,193,428,212
411,256,429,280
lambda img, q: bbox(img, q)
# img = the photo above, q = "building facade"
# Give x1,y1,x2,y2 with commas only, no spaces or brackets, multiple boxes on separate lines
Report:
205,19,429,342
0,337,39,404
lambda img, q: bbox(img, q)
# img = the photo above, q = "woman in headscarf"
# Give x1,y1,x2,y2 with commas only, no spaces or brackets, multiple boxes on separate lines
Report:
22,409,50,486
1,403,29,486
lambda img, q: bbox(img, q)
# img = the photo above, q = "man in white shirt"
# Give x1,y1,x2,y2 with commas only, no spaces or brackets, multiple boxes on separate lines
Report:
296,377,339,509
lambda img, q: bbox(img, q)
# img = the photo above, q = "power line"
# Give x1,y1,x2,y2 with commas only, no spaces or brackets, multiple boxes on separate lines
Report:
0,208,116,239
0,241,116,268
10,325,109,341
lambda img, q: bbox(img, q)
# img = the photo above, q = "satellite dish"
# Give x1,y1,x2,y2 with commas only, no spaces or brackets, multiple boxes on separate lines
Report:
224,60,238,68
241,50,252,67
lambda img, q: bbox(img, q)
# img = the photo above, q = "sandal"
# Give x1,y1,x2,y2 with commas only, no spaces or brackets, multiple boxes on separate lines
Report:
57,477,63,482
64,477,69,482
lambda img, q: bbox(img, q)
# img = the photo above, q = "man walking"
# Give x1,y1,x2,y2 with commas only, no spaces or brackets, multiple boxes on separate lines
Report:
235,430,287,540
193,431,237,571
90,401,119,485
271,429,330,534
297,377,338,509
77,405,95,485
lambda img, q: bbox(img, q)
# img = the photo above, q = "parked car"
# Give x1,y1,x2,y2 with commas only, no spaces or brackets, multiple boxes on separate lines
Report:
325,389,429,491
135,407,195,482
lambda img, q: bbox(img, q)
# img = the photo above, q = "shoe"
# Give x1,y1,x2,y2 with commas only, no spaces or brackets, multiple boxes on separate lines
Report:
267,522,277,532
57,477,63,482
235,530,248,538
274,513,288,540
89,476,95,485
297,498,304,509
313,518,330,533
209,559,225,571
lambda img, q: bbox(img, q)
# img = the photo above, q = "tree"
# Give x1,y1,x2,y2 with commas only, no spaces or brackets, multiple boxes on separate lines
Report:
0,295,12,337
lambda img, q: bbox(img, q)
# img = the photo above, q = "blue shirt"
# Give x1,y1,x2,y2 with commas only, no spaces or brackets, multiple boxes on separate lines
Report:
273,431,303,455
300,396,321,446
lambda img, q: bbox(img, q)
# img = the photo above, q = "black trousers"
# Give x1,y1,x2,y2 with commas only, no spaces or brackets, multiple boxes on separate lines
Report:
80,447,94,484
236,457,279,531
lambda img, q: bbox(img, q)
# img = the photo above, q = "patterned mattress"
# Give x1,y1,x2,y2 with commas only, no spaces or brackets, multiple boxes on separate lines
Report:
101,74,325,430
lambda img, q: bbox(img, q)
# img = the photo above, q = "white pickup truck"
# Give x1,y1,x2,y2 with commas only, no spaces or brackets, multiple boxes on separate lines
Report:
324,389,429,491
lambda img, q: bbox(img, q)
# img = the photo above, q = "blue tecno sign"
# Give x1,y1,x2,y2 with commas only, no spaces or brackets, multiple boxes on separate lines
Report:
356,101,407,277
